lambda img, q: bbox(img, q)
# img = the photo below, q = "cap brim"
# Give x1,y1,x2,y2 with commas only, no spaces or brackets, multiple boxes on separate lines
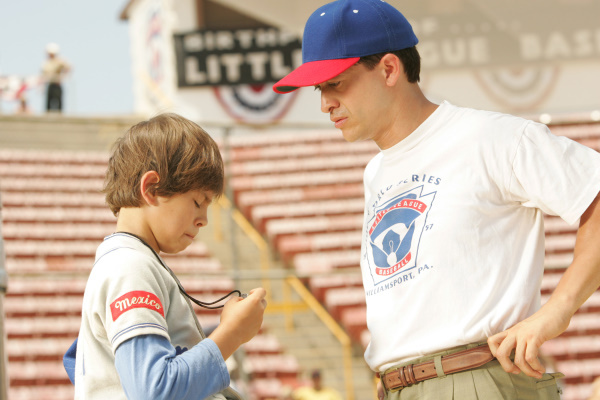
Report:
273,57,360,94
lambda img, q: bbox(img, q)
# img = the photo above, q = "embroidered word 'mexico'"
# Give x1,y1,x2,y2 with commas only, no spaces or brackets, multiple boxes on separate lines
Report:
110,291,165,321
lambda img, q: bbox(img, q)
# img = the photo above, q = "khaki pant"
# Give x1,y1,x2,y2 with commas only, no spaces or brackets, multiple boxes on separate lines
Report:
382,343,563,400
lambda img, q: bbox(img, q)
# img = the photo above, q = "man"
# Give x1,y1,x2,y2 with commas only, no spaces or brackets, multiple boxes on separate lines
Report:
273,0,600,399
41,42,70,113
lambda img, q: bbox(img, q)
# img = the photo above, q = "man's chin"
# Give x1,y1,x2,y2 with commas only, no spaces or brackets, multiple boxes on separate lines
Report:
340,128,361,143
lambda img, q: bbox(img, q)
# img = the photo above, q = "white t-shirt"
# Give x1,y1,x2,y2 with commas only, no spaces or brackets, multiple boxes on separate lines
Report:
361,101,600,371
74,233,238,399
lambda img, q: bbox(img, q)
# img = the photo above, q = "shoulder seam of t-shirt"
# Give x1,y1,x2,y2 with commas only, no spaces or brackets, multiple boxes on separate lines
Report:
111,322,168,345
506,120,531,200
94,246,137,267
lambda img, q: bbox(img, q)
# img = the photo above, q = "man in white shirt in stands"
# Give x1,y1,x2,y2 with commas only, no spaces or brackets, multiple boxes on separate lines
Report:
41,42,70,113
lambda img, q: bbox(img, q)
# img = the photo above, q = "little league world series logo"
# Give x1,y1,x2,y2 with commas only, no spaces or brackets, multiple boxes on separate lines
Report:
366,186,435,285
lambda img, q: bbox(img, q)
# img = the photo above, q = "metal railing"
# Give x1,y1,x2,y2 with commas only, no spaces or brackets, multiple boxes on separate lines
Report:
214,197,356,400
285,275,355,400
218,196,273,301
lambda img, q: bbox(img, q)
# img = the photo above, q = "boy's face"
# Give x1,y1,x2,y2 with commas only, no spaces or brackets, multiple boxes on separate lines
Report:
148,188,214,254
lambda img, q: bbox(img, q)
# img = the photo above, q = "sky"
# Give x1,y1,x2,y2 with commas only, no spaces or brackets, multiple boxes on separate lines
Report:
0,0,134,116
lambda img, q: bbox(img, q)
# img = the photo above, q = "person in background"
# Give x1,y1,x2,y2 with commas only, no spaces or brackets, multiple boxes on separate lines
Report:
292,370,343,400
41,42,70,113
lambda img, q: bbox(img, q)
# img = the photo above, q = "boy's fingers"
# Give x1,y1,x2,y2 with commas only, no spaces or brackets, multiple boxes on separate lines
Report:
249,288,267,298
246,288,268,308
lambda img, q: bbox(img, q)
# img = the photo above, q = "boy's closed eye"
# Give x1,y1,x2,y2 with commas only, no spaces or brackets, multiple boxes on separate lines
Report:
194,193,214,208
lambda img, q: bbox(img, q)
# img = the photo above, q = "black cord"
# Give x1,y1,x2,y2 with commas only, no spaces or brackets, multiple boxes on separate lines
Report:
114,231,243,309
186,290,242,309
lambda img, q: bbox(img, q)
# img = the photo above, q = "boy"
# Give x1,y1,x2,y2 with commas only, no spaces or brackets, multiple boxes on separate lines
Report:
73,113,267,399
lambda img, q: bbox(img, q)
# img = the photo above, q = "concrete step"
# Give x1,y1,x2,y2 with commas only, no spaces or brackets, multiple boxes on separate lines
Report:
0,114,139,151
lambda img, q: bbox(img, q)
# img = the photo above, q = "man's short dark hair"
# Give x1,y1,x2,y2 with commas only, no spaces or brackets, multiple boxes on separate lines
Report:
358,46,421,83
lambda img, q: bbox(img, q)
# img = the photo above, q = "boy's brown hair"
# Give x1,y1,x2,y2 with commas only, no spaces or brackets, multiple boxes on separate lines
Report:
103,113,224,216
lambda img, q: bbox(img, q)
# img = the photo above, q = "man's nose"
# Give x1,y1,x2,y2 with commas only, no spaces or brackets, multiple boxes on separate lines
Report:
320,91,338,114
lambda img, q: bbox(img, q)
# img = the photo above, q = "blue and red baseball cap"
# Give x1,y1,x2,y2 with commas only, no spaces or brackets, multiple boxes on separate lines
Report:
273,0,418,94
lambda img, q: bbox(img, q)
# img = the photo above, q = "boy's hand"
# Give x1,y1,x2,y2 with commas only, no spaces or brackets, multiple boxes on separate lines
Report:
209,288,267,360
222,288,267,342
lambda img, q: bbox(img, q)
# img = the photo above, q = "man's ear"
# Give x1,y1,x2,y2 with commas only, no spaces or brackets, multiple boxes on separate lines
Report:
140,171,161,206
380,53,402,87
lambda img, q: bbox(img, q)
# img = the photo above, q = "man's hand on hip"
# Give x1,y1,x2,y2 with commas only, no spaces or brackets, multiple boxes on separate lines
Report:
487,303,571,379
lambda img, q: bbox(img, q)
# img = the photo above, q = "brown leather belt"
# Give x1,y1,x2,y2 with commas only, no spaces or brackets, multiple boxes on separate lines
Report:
381,344,495,391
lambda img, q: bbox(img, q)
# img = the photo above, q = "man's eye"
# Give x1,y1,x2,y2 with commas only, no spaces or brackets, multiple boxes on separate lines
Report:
314,81,340,91
194,201,200,208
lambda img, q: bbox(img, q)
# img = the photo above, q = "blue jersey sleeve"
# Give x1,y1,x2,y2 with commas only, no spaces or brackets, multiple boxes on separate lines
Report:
115,334,230,400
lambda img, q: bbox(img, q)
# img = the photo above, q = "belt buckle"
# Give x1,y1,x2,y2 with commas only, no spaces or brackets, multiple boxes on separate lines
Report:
386,364,417,393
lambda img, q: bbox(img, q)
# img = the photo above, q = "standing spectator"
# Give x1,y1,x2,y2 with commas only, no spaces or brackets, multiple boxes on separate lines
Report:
41,42,70,113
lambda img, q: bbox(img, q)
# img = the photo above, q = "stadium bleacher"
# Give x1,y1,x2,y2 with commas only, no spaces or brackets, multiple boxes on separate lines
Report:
1,117,599,400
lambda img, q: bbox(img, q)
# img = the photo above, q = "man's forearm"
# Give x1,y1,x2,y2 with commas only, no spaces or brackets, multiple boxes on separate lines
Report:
547,191,600,316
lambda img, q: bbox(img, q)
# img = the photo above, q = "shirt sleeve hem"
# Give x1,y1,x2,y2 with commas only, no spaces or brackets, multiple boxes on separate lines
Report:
562,179,600,226
111,324,170,354
200,338,231,390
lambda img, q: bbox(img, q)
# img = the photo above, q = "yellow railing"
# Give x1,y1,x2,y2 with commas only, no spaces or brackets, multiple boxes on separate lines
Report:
215,197,355,400
286,275,355,400
217,196,272,300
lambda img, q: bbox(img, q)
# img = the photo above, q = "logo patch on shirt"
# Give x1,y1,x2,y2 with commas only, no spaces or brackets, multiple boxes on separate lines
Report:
110,291,165,321
365,185,435,285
